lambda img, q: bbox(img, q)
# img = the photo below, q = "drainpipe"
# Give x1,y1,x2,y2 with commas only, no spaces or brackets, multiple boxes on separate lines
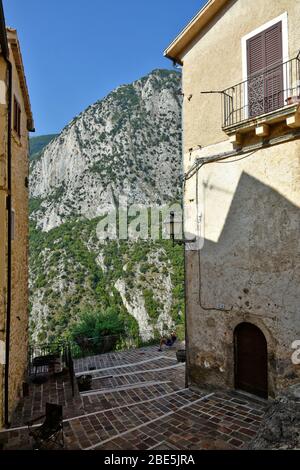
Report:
179,76,189,390
183,205,189,389
3,56,12,427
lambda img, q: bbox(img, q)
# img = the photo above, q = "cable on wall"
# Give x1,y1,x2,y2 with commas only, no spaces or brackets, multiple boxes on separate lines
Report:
186,127,300,312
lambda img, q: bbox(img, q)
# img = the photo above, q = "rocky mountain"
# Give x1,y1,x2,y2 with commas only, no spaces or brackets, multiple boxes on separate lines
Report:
29,69,184,347
29,134,58,161
30,69,182,232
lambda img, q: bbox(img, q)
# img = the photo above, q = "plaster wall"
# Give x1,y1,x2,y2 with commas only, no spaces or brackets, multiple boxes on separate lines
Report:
180,0,300,396
181,0,300,152
185,139,300,396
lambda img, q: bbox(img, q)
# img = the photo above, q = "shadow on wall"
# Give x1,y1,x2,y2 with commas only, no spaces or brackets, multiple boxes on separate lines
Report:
189,171,300,394
201,171,300,316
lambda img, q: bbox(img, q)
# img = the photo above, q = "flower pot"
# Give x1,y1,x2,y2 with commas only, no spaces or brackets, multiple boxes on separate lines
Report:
286,96,300,105
176,349,186,363
77,374,92,392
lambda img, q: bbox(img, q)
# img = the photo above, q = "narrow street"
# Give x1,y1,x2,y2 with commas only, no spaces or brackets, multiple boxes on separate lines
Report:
0,346,267,450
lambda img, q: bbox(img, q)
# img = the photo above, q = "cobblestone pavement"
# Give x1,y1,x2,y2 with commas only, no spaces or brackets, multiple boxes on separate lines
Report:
0,346,267,450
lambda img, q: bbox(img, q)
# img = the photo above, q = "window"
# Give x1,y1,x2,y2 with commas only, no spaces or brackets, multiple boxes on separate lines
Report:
241,12,289,121
13,96,21,137
247,21,283,117
222,13,294,131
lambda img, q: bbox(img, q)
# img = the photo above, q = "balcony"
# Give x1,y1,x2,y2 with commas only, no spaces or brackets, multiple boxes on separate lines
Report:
222,53,300,140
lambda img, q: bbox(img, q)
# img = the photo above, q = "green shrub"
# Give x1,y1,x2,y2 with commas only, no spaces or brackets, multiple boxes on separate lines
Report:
70,308,124,342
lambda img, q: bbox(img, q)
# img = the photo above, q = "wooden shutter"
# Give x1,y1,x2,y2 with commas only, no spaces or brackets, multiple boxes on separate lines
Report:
265,22,283,68
247,21,283,116
13,97,18,133
17,105,21,136
247,32,265,77
265,22,283,111
13,96,21,136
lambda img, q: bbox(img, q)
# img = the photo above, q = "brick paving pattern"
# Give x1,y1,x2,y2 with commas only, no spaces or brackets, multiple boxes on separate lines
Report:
73,345,167,373
0,345,267,450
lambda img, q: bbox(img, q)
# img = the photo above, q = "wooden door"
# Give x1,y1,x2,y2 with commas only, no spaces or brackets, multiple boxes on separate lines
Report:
234,322,268,399
247,21,283,117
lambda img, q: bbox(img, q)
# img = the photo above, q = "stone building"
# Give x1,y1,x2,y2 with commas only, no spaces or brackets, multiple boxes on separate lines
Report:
0,1,34,427
165,0,300,398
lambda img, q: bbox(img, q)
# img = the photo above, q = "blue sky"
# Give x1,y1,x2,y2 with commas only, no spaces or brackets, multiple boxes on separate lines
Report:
3,0,205,135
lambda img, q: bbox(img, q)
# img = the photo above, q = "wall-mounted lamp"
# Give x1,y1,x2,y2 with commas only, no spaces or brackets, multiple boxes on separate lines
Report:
164,211,196,246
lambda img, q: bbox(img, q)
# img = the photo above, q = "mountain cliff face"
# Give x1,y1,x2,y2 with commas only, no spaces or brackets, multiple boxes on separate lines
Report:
30,69,182,232
29,69,184,345
29,134,58,162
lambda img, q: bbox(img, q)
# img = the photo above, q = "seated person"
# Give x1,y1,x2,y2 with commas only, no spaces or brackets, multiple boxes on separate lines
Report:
158,331,177,351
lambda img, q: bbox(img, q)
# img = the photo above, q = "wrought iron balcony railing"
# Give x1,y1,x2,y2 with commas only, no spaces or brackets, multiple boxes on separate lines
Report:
222,53,300,128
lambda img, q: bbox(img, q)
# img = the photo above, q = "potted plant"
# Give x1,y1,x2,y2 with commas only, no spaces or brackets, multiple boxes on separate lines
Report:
286,95,300,105
77,374,92,392
176,349,186,363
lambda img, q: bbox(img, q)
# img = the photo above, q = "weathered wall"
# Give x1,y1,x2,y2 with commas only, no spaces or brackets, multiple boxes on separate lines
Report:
181,0,300,152
185,140,300,397
0,54,8,428
180,0,300,397
7,43,29,423
0,44,29,427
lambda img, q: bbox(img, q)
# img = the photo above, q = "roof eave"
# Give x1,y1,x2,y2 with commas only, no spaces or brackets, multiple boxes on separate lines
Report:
164,0,228,63
164,52,183,66
7,28,35,132
0,0,9,58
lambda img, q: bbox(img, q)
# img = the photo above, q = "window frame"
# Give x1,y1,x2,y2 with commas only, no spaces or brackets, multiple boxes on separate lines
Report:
13,95,21,137
241,12,288,120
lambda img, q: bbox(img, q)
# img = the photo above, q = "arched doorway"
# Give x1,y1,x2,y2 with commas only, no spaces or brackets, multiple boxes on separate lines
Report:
234,322,268,398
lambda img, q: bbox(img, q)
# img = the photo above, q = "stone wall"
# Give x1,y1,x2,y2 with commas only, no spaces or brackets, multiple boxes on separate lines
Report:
7,43,29,422
0,54,8,429
0,44,30,427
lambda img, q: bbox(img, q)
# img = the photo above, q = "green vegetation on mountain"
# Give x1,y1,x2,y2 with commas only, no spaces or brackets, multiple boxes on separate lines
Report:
29,215,184,346
29,134,58,161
